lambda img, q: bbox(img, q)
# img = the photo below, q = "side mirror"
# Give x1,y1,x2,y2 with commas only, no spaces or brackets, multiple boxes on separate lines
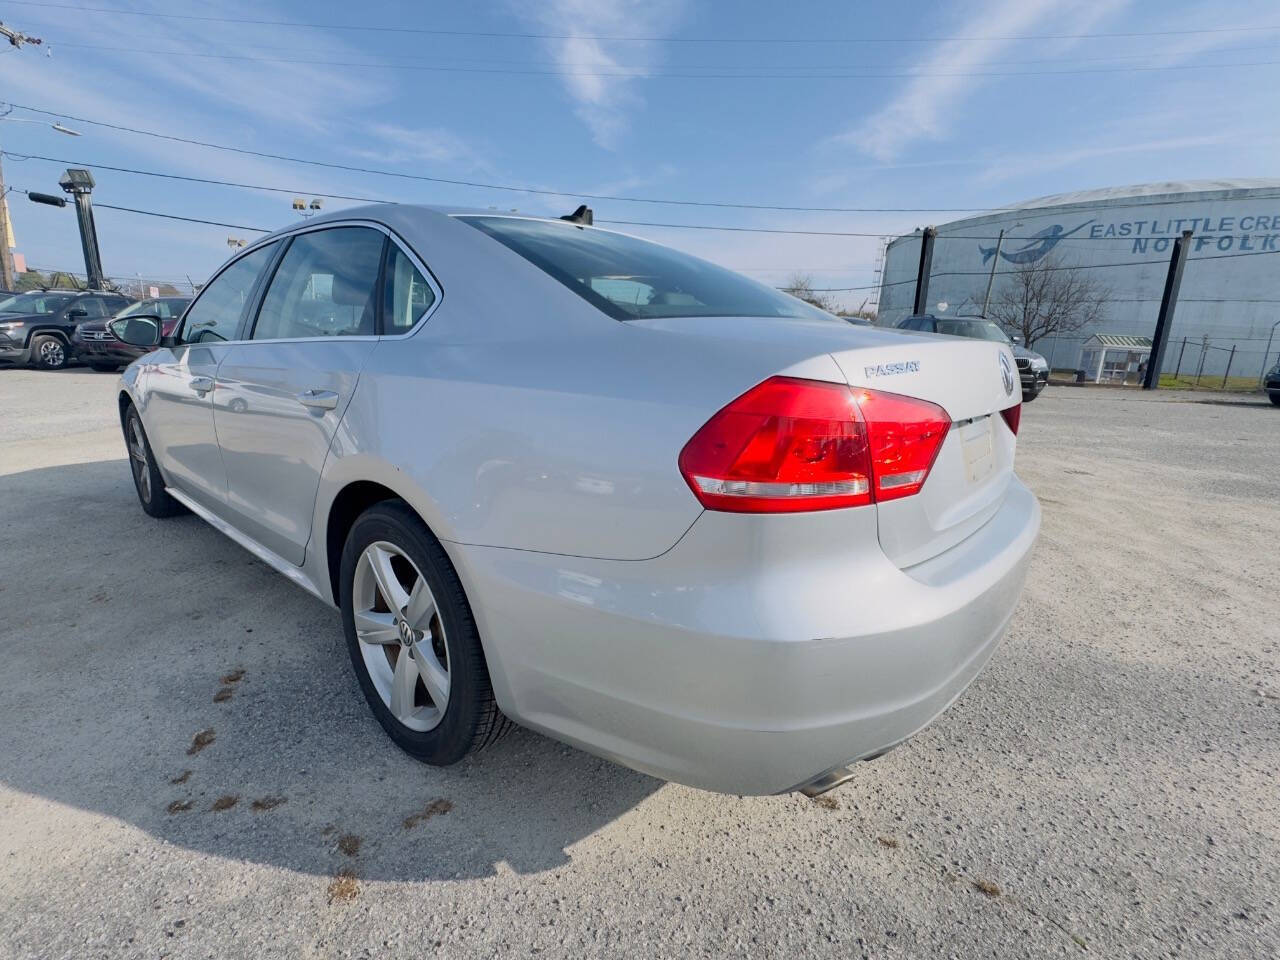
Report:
1010,334,1024,345
67,308,88,319
110,315,163,348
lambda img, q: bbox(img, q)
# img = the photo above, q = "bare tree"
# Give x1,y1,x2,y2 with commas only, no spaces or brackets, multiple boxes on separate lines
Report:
984,253,1110,348
781,273,840,313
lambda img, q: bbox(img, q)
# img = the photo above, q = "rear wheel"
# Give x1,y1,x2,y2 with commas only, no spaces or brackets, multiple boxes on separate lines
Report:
31,335,68,370
340,501,511,765
125,407,185,518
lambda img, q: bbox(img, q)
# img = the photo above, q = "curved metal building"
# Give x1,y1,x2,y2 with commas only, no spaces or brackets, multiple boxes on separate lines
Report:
878,180,1280,377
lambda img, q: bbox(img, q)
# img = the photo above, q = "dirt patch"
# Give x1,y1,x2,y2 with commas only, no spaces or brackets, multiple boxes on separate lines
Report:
337,834,362,857
210,795,239,812
170,770,192,785
327,869,360,904
186,729,216,756
219,668,245,685
811,795,839,811
251,796,286,812
403,798,454,829
877,836,900,849
972,878,1002,898
212,687,233,703
166,799,193,814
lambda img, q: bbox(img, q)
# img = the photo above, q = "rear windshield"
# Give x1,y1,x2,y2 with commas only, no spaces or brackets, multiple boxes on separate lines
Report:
459,215,837,323
936,318,1010,343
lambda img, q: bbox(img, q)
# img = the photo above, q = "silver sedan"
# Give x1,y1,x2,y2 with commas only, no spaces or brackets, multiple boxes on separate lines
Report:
112,206,1039,796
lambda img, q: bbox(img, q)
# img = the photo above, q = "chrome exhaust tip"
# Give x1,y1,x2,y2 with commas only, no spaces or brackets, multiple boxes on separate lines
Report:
798,765,856,798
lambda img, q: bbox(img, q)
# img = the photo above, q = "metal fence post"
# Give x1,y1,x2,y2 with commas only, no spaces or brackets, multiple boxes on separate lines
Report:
1174,337,1187,380
913,226,936,316
1195,336,1208,387
1221,345,1235,389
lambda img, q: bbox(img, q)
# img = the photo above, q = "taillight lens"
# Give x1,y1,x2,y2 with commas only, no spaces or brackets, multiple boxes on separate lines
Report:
1000,403,1021,436
679,376,951,513
851,388,952,502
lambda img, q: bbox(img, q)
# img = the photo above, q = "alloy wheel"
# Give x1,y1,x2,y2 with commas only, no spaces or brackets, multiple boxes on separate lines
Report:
39,340,65,367
352,541,450,732
128,418,151,503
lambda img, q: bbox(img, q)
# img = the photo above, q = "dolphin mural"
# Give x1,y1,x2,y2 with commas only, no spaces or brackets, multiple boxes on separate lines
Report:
980,220,1095,265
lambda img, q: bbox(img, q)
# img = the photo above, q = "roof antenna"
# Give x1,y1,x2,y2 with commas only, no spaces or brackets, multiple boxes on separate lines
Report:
559,204,593,225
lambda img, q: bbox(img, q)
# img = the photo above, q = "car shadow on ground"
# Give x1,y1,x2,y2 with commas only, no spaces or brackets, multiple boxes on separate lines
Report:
0,458,664,883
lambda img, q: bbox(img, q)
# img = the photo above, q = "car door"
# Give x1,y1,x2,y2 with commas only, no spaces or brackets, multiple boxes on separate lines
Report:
213,225,390,565
138,242,279,514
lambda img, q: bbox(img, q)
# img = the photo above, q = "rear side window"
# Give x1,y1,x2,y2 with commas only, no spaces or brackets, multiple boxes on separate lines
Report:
181,242,278,344
253,227,385,340
382,244,435,333
459,215,837,323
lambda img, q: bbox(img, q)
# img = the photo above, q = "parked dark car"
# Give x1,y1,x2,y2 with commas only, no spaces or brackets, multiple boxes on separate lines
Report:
894,314,1049,402
1265,358,1280,406
73,296,192,372
0,289,135,369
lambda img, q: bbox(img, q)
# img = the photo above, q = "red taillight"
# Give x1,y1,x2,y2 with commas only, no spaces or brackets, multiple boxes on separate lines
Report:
678,377,950,513
1000,403,1021,436
851,387,952,502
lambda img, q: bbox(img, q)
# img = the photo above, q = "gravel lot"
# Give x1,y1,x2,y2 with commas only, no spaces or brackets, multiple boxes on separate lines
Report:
1,368,1276,959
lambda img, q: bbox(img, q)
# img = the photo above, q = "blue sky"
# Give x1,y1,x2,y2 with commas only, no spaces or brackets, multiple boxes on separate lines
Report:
1,0,1278,309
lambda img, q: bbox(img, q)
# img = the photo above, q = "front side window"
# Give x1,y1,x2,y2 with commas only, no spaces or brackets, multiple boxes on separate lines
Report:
459,215,838,323
75,298,109,319
181,242,279,344
382,244,435,333
252,227,385,341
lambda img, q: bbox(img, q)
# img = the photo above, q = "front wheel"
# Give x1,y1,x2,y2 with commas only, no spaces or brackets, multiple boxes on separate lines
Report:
125,406,185,518
340,501,512,765
1022,389,1040,403
89,362,120,373
31,335,68,370
1270,392,1280,407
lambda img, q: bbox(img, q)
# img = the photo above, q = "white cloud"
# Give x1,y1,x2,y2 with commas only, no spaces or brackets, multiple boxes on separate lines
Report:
513,0,686,148
835,0,1126,162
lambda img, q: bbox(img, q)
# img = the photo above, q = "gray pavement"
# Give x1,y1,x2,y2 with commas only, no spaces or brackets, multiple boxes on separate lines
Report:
1,368,1276,959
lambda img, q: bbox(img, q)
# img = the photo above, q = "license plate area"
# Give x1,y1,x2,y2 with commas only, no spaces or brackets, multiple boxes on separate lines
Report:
958,415,994,485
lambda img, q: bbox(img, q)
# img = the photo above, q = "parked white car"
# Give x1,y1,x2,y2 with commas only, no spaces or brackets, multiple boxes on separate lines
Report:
113,206,1040,795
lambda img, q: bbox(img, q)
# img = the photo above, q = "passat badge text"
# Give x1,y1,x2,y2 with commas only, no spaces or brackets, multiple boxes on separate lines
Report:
864,360,920,378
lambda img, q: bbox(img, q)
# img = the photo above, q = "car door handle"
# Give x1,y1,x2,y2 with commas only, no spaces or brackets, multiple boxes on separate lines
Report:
296,389,339,410
189,376,214,395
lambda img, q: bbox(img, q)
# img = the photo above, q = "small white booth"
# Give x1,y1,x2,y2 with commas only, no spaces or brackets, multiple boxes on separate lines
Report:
1078,335,1153,384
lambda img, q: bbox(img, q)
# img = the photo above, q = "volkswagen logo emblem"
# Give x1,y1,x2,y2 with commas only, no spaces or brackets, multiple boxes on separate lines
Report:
398,619,415,646
999,352,1015,396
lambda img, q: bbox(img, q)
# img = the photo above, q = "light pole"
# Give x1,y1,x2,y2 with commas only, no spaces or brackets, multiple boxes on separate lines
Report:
0,110,81,290
980,221,1023,318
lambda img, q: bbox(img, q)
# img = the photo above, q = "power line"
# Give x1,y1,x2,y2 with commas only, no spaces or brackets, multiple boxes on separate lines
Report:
24,40,1280,79
16,191,274,232
8,2,1278,44
0,104,996,213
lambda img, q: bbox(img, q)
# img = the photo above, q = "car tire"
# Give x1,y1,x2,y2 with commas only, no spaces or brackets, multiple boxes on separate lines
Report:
124,406,185,518
1270,392,1280,407
340,501,512,765
89,362,120,373
1022,390,1038,402
31,334,69,370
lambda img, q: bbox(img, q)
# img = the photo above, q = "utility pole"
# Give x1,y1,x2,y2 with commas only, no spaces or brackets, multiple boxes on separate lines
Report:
980,228,1005,317
1142,229,1193,390
0,22,47,290
913,226,936,316
59,168,106,290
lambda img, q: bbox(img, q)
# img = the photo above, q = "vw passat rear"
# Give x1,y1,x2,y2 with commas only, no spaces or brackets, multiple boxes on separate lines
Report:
114,205,1039,796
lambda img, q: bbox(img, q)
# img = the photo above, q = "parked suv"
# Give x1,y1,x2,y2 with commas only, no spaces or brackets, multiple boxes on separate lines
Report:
0,289,135,369
895,314,1049,402
1266,358,1280,406
73,296,192,372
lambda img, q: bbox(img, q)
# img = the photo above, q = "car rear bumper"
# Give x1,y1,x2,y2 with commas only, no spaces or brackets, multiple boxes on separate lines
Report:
451,476,1041,795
